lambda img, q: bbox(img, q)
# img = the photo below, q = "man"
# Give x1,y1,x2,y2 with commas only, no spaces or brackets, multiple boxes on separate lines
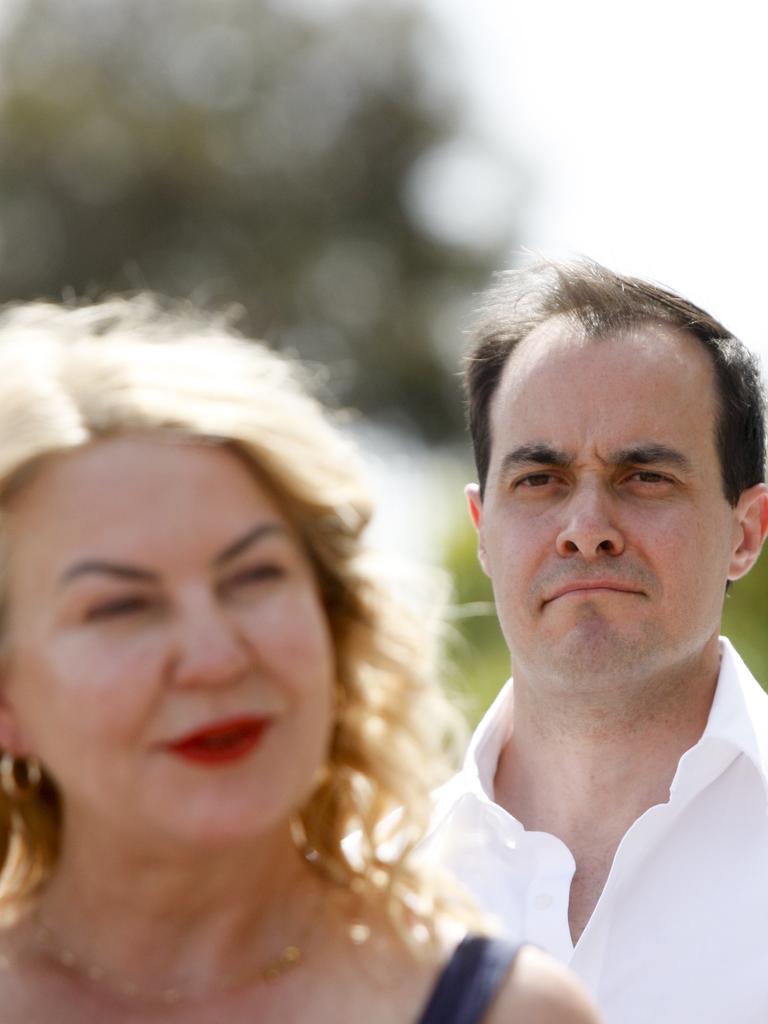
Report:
426,260,768,1023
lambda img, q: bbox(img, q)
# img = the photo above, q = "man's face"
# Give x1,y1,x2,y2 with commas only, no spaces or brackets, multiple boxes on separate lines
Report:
468,320,757,694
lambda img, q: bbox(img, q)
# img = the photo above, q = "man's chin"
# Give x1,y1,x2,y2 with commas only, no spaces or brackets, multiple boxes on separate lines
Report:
536,620,656,682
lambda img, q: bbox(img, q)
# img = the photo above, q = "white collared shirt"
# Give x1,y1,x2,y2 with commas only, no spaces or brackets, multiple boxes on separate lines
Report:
423,638,768,1024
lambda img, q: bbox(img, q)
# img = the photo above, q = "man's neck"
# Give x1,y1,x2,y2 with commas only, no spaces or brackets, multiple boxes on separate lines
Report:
492,644,721,942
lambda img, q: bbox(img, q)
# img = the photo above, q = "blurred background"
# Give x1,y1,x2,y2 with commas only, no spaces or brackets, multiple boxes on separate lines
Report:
1,0,765,720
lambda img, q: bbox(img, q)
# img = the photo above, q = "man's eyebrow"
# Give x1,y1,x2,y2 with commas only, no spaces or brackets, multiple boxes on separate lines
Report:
611,444,692,470
500,444,572,473
59,523,286,587
498,442,693,477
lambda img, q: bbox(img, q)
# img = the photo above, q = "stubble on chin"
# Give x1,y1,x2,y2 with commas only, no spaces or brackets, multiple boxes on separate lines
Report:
513,610,670,702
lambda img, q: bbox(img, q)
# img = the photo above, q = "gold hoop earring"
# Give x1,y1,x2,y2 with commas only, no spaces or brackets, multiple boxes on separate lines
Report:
0,752,42,802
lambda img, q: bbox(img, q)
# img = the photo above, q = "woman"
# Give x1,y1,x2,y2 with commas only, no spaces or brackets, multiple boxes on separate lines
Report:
0,297,600,1023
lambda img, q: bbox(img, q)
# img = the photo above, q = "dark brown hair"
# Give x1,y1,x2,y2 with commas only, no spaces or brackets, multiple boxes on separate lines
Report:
465,258,766,503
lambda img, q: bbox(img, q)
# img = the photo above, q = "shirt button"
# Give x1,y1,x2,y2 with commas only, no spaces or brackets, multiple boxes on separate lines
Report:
534,892,553,910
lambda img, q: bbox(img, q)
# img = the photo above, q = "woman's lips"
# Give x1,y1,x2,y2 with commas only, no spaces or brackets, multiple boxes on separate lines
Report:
164,716,269,766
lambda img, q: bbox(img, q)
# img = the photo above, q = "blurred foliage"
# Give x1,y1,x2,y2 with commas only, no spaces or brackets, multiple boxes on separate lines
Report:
442,498,768,727
441,501,509,727
0,0,525,441
2,0,761,718
723,547,768,687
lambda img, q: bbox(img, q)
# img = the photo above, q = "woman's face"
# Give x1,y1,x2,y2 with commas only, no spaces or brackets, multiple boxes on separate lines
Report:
0,437,336,849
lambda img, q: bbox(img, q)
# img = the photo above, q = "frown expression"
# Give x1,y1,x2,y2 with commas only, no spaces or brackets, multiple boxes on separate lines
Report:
468,320,754,691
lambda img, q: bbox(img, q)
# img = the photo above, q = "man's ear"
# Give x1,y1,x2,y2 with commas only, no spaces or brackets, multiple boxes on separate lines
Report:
728,482,768,581
465,483,490,577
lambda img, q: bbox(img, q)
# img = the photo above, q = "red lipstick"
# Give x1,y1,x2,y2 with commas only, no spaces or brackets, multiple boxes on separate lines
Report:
165,716,269,766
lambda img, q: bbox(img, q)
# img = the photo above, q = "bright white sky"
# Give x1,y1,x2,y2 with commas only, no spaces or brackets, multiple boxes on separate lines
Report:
284,0,768,557
373,0,768,557
421,0,768,363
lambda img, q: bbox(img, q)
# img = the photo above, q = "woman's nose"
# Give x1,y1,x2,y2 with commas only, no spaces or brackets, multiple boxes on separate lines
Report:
170,600,251,689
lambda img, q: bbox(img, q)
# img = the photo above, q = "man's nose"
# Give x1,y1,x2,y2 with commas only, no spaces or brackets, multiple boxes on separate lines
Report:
555,484,625,558
170,599,251,689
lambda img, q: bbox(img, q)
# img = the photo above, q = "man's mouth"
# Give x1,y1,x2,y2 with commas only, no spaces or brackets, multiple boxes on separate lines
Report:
544,580,643,604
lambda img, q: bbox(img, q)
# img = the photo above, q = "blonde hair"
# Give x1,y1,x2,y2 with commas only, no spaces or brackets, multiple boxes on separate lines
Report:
0,296,465,939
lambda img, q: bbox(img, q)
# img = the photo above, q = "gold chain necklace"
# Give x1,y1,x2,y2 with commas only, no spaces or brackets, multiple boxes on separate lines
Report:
32,918,304,1005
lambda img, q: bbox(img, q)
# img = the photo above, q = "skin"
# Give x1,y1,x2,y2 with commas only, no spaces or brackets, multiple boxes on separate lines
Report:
0,438,336,850
467,319,768,941
0,436,601,1023
488,946,600,1024
0,438,341,1011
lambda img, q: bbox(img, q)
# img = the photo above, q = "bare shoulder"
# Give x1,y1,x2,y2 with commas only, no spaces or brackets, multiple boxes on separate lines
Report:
486,944,602,1024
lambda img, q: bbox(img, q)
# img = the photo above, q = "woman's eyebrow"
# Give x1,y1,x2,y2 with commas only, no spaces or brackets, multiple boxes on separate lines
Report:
59,562,157,587
213,522,286,567
59,523,287,588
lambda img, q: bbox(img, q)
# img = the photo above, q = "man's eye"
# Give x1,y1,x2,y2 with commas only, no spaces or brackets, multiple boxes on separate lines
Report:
86,596,149,621
517,473,556,488
630,471,669,484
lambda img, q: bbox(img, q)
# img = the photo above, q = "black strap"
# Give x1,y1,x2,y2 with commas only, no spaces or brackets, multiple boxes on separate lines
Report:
417,935,520,1024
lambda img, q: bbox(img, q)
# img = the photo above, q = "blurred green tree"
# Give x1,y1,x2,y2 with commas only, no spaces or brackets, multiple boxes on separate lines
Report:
723,547,768,686
0,0,527,440
442,509,509,726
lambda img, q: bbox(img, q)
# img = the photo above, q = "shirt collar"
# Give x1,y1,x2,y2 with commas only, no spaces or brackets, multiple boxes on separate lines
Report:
455,637,768,809
673,636,768,797
462,676,514,799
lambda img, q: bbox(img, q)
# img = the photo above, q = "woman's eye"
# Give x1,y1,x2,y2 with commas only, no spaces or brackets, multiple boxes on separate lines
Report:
86,596,150,621
228,565,285,587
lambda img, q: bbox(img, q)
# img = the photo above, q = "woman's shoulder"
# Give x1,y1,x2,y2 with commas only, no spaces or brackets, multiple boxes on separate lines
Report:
485,943,601,1024
417,934,601,1024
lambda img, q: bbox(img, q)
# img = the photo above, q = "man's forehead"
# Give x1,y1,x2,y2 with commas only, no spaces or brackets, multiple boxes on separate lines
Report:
500,315,699,389
487,316,720,466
